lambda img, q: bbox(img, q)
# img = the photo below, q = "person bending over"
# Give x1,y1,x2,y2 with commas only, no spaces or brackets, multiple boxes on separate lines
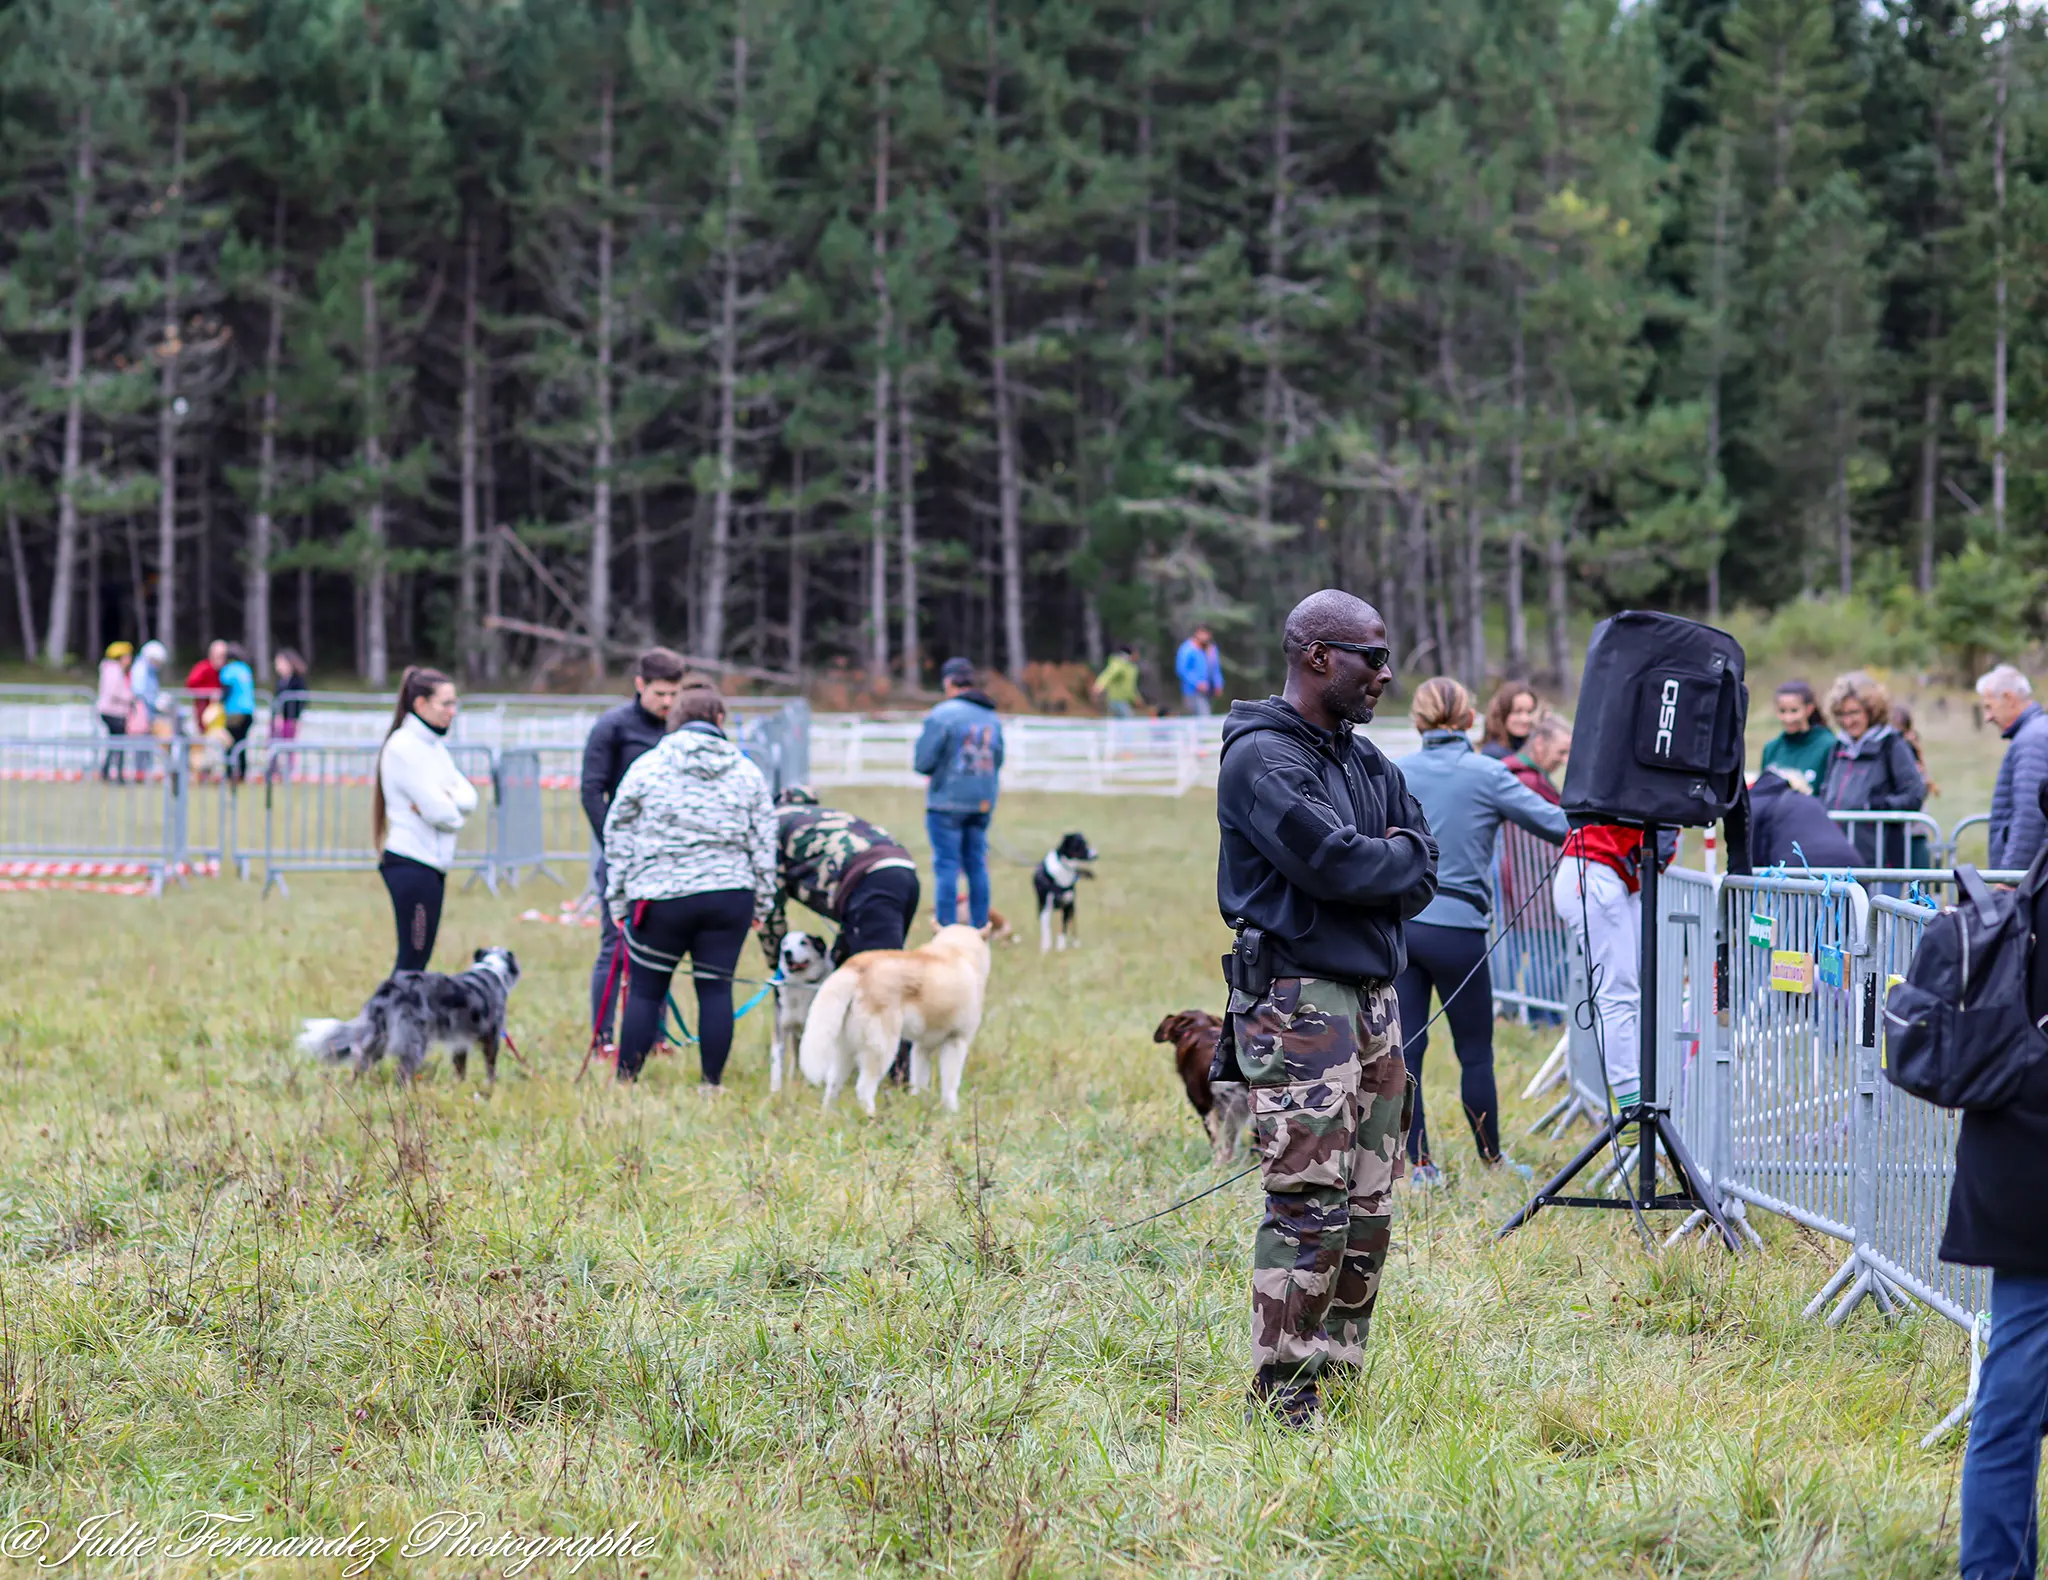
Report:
1215,589,1438,1429
762,787,921,964
603,683,777,1085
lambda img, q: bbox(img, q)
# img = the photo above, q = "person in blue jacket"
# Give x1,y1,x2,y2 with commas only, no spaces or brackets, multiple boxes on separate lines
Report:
1393,676,1569,1183
1175,625,1224,715
914,657,1005,927
217,643,259,782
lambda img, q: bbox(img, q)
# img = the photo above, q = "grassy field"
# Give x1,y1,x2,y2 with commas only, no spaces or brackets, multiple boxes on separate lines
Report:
0,786,1993,1577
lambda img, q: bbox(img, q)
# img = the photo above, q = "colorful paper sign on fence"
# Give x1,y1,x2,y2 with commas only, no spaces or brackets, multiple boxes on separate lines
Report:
1769,950,1815,993
1818,943,1845,988
1747,912,1775,948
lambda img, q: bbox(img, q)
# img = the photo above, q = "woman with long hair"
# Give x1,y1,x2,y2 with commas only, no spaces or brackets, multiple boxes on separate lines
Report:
603,682,777,1085
1759,678,1836,794
1392,677,1568,1182
1480,682,1540,761
271,649,310,741
374,666,477,972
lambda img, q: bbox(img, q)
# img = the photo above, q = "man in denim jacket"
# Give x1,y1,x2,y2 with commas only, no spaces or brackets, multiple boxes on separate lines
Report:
915,657,1006,927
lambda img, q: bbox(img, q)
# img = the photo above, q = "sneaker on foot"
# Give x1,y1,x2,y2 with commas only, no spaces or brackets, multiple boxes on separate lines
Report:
1490,1154,1535,1182
1409,1162,1443,1187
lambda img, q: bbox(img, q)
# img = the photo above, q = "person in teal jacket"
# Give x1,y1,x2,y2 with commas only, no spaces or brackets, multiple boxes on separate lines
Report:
1759,679,1836,795
217,643,258,782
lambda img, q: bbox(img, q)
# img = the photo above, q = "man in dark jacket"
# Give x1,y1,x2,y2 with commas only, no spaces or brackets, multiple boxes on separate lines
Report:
581,647,687,1034
1747,768,1863,870
1948,778,2048,1580
1216,589,1438,1428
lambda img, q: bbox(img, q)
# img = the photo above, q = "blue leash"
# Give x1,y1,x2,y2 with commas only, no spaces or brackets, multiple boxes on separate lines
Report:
663,970,782,1047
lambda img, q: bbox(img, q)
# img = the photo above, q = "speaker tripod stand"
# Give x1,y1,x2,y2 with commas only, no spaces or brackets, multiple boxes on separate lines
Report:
1496,823,1743,1252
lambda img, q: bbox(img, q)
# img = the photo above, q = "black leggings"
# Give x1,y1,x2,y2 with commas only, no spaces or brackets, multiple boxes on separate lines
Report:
380,852,446,972
618,889,754,1083
1393,921,1500,1164
224,714,253,782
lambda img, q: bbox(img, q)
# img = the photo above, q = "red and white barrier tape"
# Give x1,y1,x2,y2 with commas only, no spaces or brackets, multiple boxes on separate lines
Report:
0,878,155,896
0,859,217,879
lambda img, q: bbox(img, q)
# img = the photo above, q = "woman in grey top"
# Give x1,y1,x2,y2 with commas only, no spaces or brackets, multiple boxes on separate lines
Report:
1393,678,1569,1183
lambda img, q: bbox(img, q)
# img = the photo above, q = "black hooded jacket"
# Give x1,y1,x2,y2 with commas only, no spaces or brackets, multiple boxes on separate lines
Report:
580,700,670,841
1216,697,1439,984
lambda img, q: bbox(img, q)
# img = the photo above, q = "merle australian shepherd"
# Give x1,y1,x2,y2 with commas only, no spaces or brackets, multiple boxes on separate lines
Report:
1032,832,1099,953
298,947,521,1084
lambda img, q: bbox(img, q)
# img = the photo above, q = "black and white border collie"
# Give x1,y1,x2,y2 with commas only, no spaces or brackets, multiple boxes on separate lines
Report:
1032,832,1099,952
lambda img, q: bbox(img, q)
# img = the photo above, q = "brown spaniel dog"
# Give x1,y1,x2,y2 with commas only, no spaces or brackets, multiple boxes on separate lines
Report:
1153,1009,1249,1164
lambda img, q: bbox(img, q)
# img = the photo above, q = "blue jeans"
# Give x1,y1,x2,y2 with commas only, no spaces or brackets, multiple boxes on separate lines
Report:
927,810,991,927
1963,1270,2048,1579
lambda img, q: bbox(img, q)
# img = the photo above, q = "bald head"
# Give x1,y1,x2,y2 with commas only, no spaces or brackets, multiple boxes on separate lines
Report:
1283,590,1381,661
1279,590,1393,729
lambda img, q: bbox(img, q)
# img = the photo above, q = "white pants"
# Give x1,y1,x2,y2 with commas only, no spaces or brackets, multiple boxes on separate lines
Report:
1552,859,1641,1095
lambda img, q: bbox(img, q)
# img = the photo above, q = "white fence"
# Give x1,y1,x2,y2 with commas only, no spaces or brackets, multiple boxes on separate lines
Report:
808,713,1424,795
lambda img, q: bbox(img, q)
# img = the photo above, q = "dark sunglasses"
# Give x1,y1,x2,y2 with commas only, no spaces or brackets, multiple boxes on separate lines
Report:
1315,640,1393,670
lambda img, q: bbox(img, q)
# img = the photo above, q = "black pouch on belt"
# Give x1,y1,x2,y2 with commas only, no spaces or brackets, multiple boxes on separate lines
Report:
1209,926,1269,1086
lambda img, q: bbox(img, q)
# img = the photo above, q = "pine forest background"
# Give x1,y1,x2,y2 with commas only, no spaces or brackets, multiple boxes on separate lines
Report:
2,0,2046,701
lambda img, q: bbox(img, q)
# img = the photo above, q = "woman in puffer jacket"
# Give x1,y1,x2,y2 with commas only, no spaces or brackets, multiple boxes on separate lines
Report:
603,682,777,1085
374,666,479,972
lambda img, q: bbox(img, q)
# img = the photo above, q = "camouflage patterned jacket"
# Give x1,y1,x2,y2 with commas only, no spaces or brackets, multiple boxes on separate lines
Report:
762,804,916,957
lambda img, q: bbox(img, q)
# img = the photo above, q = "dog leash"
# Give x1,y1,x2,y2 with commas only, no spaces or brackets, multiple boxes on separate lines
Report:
661,970,784,1046
1063,1165,1261,1243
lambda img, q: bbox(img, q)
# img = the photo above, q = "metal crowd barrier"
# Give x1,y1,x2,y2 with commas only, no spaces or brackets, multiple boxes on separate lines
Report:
0,737,192,892
1489,823,1572,1020
1513,859,2002,1436
259,744,500,896
1944,813,1991,867
1718,873,1871,1246
1824,809,1942,869
1705,867,2021,1441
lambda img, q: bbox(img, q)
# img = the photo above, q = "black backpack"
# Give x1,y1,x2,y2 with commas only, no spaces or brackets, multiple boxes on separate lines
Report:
1883,858,2048,1110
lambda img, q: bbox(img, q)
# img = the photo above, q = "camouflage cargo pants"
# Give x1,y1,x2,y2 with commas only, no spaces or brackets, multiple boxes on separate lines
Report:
1230,975,1410,1413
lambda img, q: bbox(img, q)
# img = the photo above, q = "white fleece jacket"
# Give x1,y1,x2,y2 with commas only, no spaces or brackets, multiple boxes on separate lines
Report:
603,724,777,922
379,714,480,871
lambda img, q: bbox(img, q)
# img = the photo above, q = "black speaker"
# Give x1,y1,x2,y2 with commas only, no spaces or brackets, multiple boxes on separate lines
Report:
1560,610,1747,829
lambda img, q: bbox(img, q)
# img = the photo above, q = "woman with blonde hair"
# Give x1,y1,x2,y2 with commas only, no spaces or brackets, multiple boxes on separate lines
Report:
96,641,134,782
1393,676,1568,1182
374,666,477,972
1818,670,1925,868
